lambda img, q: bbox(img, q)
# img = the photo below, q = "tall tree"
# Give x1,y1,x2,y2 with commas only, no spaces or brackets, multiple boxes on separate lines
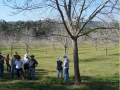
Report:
3,0,118,84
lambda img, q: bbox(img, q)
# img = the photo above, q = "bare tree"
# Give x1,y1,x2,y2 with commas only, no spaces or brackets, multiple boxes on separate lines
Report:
100,29,119,55
3,0,119,84
87,12,119,55
53,21,72,54
99,14,119,55
5,35,17,56
54,0,118,84
88,27,119,55
39,38,50,54
87,32,102,51
21,27,33,54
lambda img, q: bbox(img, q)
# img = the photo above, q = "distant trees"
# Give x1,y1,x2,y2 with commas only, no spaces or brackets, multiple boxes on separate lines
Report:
0,19,58,54
53,22,71,54
87,15,119,55
6,35,17,56
0,20,16,56
87,32,102,50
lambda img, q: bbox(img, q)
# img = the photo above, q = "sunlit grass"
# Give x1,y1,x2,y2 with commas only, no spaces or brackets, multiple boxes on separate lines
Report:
0,42,119,90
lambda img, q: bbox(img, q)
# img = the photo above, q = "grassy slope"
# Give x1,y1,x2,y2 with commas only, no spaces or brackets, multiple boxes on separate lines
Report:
0,43,119,90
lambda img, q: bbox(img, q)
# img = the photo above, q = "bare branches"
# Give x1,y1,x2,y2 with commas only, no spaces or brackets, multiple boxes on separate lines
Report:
55,0,73,39
3,0,52,15
78,26,112,37
76,0,110,37
100,0,119,14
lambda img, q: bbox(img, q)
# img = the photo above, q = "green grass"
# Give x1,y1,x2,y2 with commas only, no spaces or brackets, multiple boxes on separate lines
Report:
0,43,119,90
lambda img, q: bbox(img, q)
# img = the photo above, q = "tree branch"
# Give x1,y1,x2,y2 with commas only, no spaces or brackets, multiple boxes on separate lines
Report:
55,0,73,39
76,0,110,37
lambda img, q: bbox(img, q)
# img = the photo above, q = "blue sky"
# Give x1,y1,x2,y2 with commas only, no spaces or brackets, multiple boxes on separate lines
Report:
0,0,59,21
0,1,25,21
0,0,118,22
0,0,47,21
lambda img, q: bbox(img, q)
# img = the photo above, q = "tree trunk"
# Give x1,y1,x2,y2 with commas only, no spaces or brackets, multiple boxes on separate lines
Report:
26,46,29,54
95,43,97,51
73,38,81,84
95,39,97,51
65,46,67,54
106,47,107,56
105,44,107,56
10,46,13,56
53,45,56,51
45,45,48,54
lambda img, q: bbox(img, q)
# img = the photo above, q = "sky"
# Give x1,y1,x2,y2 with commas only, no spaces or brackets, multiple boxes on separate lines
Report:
0,0,48,21
0,1,27,21
0,0,118,22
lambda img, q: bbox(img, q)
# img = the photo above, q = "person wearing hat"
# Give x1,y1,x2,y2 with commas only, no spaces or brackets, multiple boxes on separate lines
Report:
28,55,38,80
11,52,18,78
23,54,30,75
63,54,70,82
56,57,63,78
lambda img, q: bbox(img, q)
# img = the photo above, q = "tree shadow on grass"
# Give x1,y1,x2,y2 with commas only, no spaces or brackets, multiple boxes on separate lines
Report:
0,74,68,90
80,76,119,90
110,53,119,56
35,69,48,75
0,68,49,81
80,57,106,62
0,71,118,90
0,80,67,90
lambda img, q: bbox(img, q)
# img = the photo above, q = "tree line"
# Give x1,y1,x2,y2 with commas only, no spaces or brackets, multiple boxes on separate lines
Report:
0,19,119,55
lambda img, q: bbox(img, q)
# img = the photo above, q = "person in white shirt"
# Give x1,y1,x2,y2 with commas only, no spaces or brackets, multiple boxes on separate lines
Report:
63,54,70,82
15,55,24,80
23,54,30,75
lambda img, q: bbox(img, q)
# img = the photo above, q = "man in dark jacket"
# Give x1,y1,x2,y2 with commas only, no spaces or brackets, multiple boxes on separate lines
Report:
28,55,38,80
56,57,63,78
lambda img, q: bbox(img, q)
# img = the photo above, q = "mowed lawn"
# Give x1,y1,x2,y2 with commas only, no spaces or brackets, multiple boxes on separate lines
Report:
0,43,119,90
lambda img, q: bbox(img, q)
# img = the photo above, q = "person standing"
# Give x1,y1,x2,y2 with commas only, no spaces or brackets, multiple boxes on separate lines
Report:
15,55,24,80
23,54,30,75
0,55,4,77
56,57,63,78
63,54,70,82
5,54,11,72
0,53,5,59
28,55,38,80
11,52,18,78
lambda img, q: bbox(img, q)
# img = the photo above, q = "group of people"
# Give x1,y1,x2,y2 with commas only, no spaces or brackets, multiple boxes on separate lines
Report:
0,52,38,80
0,52,69,82
56,54,70,82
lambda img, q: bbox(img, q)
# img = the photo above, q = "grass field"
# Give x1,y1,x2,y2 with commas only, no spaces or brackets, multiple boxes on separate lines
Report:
0,43,119,90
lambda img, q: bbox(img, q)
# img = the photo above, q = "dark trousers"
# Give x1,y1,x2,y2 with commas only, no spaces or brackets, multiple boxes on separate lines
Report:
29,68,35,80
11,65,16,78
6,63,11,72
0,64,4,77
64,68,69,81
